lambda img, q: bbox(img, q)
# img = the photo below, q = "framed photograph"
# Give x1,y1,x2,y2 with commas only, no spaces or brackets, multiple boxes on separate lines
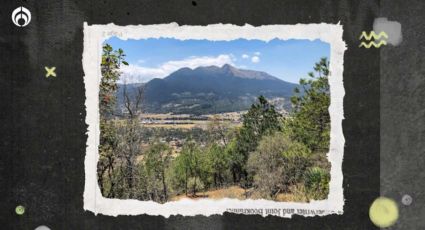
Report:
83,23,346,217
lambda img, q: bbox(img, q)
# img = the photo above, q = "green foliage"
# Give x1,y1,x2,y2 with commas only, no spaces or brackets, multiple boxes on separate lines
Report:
168,151,189,195
98,53,332,203
170,141,208,196
247,131,313,199
187,177,205,194
144,142,172,202
304,167,330,200
97,120,118,196
247,132,288,199
100,44,128,116
206,143,229,188
224,137,244,183
145,143,172,175
289,57,330,152
98,44,129,197
229,96,283,184
240,95,282,153
245,58,332,199
281,141,312,186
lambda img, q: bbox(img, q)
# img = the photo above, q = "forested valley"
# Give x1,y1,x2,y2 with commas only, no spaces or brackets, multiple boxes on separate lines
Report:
97,44,331,203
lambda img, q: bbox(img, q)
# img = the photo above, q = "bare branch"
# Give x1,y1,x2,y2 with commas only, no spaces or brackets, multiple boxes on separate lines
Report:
123,83,134,118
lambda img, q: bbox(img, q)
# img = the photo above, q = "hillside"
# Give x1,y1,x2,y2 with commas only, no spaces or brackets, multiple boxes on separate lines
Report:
117,64,297,114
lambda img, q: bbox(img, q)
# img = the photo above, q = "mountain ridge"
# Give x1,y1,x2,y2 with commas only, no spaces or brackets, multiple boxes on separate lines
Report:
117,64,297,114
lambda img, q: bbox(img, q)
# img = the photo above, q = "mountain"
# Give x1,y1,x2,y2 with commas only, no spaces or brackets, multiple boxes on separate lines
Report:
117,64,298,114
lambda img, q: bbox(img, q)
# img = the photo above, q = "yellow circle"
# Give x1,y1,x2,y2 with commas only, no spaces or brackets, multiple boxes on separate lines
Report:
369,197,399,228
15,205,25,215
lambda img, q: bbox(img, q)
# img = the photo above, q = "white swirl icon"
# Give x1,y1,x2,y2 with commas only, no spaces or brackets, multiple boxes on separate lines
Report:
12,6,31,27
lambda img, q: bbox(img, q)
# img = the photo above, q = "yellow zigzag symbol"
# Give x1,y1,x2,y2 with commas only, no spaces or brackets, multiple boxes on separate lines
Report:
359,31,388,40
359,40,387,48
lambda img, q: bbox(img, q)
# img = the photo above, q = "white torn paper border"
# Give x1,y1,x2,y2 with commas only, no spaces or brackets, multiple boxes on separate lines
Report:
83,22,346,218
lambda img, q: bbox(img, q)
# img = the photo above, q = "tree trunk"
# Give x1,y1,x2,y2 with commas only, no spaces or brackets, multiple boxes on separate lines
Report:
214,173,217,189
107,157,115,197
232,168,237,183
218,172,223,187
127,159,134,197
162,171,167,202
193,177,197,196
185,169,188,196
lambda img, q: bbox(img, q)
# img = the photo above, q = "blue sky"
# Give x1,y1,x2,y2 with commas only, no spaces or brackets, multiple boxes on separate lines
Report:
105,37,330,84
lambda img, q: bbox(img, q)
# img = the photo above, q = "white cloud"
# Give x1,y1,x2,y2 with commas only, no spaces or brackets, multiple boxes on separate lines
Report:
241,54,250,59
251,56,260,63
254,51,261,56
137,59,146,64
120,54,235,83
119,65,165,84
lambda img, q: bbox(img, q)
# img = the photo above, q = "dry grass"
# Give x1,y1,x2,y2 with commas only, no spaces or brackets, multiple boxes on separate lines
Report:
170,186,306,202
170,186,246,201
281,184,309,202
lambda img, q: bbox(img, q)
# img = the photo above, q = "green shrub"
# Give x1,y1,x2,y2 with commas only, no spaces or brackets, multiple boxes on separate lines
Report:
188,177,204,196
247,132,313,199
281,141,312,186
304,167,330,200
